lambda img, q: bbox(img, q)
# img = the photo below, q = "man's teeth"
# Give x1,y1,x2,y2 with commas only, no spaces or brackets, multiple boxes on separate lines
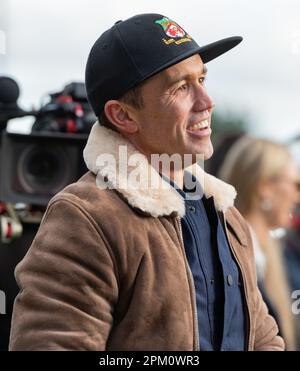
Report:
188,120,209,131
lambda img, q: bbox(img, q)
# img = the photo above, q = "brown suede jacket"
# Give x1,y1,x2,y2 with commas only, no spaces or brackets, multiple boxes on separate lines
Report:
9,123,284,351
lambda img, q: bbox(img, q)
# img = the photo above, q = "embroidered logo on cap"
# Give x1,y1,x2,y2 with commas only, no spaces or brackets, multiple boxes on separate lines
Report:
155,17,192,45
155,17,185,38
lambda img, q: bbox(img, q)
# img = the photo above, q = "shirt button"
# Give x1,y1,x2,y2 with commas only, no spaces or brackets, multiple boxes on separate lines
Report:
188,206,196,212
227,274,233,286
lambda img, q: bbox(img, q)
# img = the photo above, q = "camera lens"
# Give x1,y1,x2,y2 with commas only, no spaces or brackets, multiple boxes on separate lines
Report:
17,144,71,195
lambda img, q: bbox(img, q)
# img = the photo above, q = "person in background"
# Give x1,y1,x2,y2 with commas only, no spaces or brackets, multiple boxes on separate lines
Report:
219,136,300,350
283,186,300,349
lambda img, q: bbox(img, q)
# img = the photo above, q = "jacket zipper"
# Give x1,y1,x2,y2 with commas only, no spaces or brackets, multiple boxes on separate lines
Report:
175,216,200,351
220,211,251,351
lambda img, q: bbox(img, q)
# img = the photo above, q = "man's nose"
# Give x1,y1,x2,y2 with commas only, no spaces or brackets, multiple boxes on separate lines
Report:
193,85,214,112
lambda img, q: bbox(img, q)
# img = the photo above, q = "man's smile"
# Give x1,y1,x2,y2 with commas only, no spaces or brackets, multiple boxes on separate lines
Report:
187,119,209,131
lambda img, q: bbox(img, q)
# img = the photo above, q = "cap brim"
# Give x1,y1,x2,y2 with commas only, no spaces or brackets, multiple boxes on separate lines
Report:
142,36,243,80
198,36,243,63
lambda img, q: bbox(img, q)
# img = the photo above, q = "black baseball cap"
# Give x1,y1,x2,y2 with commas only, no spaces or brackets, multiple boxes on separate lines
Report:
85,13,242,116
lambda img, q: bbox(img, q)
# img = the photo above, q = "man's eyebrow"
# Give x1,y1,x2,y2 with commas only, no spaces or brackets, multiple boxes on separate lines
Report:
164,65,208,88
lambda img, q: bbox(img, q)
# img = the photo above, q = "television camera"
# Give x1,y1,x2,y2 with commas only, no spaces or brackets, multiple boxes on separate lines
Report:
0,76,95,244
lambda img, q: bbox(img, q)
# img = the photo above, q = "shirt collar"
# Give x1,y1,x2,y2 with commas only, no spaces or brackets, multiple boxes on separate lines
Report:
160,172,205,201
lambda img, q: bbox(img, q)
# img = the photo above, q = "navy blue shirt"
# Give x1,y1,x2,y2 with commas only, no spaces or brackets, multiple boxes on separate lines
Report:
170,175,246,351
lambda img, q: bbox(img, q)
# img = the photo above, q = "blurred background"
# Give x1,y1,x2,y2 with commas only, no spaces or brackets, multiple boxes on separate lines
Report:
0,0,300,351
1,0,300,140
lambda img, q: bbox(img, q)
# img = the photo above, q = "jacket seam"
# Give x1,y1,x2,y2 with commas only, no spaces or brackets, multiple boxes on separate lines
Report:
174,216,199,350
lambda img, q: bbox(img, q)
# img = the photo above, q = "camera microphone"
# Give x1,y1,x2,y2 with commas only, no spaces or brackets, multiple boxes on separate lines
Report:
0,76,20,105
0,77,37,124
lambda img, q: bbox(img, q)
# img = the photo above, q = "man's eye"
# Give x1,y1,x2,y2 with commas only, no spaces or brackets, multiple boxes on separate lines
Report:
199,76,206,84
178,84,188,92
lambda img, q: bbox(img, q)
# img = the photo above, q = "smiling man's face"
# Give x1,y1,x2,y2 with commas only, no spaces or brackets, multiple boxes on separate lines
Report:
128,54,215,162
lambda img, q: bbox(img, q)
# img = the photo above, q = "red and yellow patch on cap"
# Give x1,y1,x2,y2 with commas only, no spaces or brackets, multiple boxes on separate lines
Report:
155,17,192,45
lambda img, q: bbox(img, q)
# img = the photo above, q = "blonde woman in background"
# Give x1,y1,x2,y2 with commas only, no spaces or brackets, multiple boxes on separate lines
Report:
219,137,300,351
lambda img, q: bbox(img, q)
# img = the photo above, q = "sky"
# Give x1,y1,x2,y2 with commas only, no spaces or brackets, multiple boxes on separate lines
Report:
0,0,300,142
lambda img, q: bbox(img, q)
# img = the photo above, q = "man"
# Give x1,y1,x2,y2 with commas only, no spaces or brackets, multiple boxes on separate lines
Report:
9,13,284,351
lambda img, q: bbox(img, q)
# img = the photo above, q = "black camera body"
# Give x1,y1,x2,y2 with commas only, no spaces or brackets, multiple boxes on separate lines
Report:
0,80,95,207
0,130,88,205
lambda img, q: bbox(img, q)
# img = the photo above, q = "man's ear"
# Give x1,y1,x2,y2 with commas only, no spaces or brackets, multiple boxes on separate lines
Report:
104,100,138,134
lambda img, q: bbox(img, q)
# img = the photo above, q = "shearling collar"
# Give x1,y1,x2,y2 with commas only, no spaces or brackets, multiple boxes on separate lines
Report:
83,122,237,218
